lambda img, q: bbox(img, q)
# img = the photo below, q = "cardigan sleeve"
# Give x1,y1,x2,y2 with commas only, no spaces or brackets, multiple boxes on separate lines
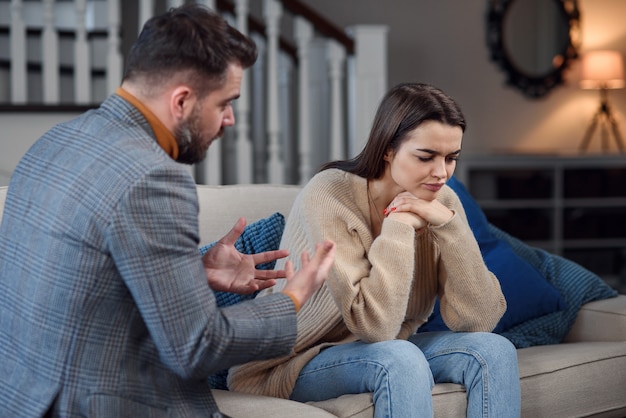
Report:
431,187,506,332
293,171,420,342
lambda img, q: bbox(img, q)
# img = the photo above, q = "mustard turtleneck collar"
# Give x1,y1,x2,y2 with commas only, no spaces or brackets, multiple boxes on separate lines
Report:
116,87,179,160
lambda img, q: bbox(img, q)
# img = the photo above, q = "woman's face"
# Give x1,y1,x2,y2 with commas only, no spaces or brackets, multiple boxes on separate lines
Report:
384,120,463,201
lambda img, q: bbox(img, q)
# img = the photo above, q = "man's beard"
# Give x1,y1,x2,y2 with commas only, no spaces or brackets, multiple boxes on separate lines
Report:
174,104,222,165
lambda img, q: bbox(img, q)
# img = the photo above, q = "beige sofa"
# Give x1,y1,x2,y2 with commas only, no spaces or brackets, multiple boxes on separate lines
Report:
1,184,626,417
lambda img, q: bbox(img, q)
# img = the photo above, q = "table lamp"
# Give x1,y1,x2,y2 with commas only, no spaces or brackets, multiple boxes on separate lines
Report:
579,50,625,153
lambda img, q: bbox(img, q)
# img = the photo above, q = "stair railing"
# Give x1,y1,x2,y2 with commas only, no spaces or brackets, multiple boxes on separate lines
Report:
0,0,387,185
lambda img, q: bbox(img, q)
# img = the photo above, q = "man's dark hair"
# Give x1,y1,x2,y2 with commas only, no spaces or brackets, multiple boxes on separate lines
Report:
123,3,257,95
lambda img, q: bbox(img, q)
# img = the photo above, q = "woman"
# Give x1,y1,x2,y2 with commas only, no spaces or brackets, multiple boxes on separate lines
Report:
229,83,521,417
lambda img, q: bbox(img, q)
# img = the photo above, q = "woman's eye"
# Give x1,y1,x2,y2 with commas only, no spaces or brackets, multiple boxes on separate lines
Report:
418,156,432,162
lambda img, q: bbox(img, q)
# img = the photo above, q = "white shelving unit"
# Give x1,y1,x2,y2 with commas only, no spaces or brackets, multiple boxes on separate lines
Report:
455,154,626,293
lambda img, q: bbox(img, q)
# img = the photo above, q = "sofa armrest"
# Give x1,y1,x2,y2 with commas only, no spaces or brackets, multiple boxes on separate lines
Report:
564,294,626,343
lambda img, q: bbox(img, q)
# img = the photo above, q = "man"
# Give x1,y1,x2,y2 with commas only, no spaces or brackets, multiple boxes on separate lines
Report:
0,4,335,417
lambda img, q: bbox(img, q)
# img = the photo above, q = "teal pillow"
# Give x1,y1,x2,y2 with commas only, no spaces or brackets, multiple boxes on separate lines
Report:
199,212,286,389
490,223,617,347
419,177,568,334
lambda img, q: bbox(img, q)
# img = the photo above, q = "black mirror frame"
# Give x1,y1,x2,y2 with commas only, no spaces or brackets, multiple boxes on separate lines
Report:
486,0,581,99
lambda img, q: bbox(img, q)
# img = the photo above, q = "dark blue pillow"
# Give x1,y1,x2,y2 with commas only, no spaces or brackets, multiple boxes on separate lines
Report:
199,212,285,389
419,176,568,334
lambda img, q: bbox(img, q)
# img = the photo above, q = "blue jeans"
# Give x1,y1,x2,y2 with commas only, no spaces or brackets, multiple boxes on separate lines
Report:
290,331,520,418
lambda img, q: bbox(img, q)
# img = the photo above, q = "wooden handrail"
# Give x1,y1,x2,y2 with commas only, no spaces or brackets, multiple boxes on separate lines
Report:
280,0,354,55
0,104,98,112
215,0,355,58
216,0,297,61
0,0,357,111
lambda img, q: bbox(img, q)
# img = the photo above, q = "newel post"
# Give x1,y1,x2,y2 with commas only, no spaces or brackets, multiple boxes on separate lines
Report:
346,25,388,157
234,0,253,184
327,39,347,162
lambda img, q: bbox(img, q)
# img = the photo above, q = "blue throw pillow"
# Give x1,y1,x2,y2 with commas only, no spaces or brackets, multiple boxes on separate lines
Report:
199,212,286,389
490,223,617,348
419,176,568,334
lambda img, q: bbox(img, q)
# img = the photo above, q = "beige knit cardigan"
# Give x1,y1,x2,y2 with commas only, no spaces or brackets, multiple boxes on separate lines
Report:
228,169,506,399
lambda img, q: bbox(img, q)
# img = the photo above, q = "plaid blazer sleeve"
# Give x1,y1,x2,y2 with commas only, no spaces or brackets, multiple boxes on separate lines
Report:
106,167,297,379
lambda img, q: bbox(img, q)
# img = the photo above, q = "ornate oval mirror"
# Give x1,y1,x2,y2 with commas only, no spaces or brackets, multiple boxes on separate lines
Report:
486,0,581,98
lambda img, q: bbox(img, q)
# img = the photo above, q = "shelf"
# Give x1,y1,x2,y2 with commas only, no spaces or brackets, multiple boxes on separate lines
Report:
476,199,554,209
457,154,626,291
562,238,626,249
563,197,626,208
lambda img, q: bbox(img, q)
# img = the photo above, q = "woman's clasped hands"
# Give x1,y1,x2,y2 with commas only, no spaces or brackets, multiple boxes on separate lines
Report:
384,191,454,230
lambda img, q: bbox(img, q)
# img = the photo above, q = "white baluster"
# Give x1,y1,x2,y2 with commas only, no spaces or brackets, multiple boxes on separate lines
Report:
138,0,154,32
305,40,329,179
107,0,122,94
74,0,91,104
195,2,237,185
327,39,346,161
250,33,267,183
195,122,223,185
42,0,59,103
347,25,388,157
10,0,27,104
278,53,295,183
196,18,224,191
263,0,283,184
234,0,252,184
197,0,217,11
167,0,184,9
294,17,313,184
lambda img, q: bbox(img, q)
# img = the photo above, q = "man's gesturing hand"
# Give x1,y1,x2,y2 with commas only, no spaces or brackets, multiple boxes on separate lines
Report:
282,240,336,308
202,217,290,294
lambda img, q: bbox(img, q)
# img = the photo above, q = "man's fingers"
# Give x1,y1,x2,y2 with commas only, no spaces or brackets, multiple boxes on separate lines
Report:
254,278,276,291
300,249,311,268
251,249,289,266
218,217,247,247
255,269,287,280
284,260,294,280
310,240,336,265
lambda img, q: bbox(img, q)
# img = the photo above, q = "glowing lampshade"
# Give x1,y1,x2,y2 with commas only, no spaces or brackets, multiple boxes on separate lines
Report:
580,50,625,90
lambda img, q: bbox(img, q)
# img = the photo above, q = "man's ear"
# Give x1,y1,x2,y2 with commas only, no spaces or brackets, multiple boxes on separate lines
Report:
169,85,195,121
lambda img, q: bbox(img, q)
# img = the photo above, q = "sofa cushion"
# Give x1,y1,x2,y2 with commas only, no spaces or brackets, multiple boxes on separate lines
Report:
420,176,568,334
199,212,286,389
517,341,626,417
196,184,301,247
308,393,374,418
214,389,338,417
565,295,626,342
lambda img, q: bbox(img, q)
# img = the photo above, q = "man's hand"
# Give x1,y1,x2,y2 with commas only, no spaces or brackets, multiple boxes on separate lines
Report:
282,240,336,307
202,217,289,294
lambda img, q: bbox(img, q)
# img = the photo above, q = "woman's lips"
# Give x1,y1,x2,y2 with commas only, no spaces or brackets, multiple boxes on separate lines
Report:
424,183,443,192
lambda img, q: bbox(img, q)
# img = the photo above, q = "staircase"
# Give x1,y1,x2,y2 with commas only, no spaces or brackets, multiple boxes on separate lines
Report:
0,0,388,185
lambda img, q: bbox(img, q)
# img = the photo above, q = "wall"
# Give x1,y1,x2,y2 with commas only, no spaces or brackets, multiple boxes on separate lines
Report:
303,0,626,156
0,112,82,186
2,0,625,187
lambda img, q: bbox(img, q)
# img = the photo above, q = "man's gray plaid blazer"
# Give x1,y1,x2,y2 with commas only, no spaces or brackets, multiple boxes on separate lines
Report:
0,94,297,417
